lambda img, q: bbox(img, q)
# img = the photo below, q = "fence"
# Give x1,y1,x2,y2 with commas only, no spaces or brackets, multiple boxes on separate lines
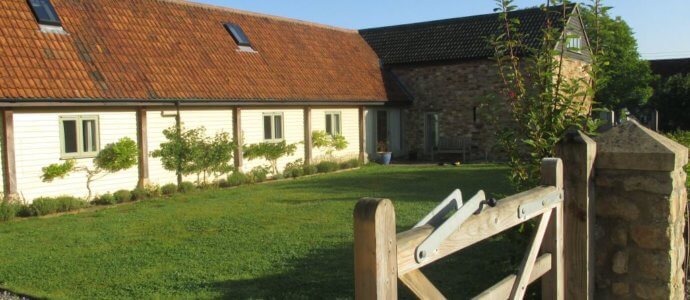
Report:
353,130,597,300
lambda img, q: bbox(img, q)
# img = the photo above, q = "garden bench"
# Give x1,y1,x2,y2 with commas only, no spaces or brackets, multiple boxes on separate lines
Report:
432,136,472,162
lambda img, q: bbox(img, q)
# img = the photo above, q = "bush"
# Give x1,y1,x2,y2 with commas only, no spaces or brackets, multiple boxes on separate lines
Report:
217,179,230,188
248,166,270,183
283,159,305,178
316,161,340,173
0,201,20,222
179,181,196,193
339,159,361,170
30,196,87,216
303,164,318,176
114,190,133,203
145,184,162,198
131,187,149,201
161,183,178,196
93,193,117,205
227,172,249,186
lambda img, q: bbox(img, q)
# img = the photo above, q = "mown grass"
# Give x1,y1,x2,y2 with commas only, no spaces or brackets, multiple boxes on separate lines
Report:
0,164,525,299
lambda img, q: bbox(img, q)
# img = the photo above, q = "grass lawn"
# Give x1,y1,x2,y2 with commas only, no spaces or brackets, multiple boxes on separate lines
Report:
0,164,524,299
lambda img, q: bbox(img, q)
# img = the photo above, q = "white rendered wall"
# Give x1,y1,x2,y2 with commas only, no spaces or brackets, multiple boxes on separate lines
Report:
310,108,360,163
240,108,305,173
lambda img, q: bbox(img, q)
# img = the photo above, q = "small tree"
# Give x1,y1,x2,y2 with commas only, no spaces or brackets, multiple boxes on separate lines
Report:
243,141,298,175
312,130,349,157
488,0,598,190
152,126,235,186
42,137,139,200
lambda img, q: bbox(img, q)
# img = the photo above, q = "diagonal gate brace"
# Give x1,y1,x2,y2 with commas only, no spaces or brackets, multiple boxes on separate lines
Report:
414,190,497,263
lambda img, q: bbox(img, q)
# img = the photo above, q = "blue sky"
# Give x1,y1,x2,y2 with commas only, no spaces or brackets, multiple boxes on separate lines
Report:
195,0,690,60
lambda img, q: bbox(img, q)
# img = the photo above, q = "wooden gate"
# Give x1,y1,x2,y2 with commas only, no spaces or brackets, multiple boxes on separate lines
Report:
353,132,595,299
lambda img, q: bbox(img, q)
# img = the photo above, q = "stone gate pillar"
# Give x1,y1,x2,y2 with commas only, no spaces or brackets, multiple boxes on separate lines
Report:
594,120,688,299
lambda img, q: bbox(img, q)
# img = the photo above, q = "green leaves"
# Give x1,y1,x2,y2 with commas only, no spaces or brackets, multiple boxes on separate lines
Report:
94,137,138,172
244,141,298,175
152,126,236,184
41,159,76,183
311,130,349,155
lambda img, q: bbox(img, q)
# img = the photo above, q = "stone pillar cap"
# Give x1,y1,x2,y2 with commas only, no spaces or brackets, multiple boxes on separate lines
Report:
594,120,688,171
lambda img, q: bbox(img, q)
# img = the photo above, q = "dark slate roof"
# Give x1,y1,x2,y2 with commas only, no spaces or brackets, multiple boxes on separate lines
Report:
649,58,690,78
360,5,576,65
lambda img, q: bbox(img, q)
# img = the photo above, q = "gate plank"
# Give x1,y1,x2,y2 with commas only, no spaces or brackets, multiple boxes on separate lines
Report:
399,269,446,300
473,254,552,300
510,209,553,299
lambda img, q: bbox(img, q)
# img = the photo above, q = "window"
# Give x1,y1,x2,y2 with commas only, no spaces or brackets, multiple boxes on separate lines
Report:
224,23,252,47
59,115,99,158
263,113,284,142
325,112,342,136
28,0,62,27
566,32,582,52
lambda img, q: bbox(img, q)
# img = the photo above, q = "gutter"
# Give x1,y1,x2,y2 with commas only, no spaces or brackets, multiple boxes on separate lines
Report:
0,98,391,108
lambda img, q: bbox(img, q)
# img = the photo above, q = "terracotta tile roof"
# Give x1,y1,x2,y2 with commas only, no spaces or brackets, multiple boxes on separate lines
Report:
0,0,392,102
361,5,576,65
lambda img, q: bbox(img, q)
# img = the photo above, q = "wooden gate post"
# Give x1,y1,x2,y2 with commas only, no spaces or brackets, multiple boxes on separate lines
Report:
556,129,596,299
354,198,398,299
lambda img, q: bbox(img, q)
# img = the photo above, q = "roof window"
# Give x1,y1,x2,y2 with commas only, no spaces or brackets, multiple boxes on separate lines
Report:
28,0,62,27
224,23,252,48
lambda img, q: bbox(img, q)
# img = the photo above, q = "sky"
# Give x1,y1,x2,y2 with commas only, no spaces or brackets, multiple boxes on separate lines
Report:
194,0,690,60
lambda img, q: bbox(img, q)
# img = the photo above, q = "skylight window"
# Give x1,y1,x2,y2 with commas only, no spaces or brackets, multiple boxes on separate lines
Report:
28,0,62,27
224,23,252,47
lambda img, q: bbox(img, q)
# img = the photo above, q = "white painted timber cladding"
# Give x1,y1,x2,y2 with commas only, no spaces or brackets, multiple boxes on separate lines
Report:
0,113,5,196
147,109,234,185
240,109,305,173
311,108,360,162
13,110,138,201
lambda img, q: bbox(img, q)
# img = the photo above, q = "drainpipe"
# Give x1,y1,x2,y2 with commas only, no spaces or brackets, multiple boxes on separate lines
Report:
175,101,182,186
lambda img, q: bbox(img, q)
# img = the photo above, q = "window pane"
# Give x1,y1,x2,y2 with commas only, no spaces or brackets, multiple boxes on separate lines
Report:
82,120,97,152
264,116,272,140
29,0,61,26
325,115,333,135
62,120,78,153
274,116,283,139
334,114,341,134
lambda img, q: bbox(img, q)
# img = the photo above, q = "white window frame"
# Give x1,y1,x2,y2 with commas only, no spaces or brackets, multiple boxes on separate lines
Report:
325,111,342,136
263,112,285,142
59,115,100,159
566,32,582,53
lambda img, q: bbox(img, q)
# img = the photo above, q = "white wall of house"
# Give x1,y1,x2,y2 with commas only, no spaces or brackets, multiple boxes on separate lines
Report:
365,107,403,160
147,108,234,185
13,109,139,201
240,108,305,173
0,113,5,196
311,108,360,163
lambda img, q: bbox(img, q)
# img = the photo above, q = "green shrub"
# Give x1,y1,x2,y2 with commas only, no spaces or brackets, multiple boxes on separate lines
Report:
161,183,178,196
93,193,117,205
248,166,270,183
131,187,149,201
227,172,249,186
283,159,305,178
339,159,361,170
316,161,339,173
114,190,133,203
16,205,34,217
30,197,60,216
56,196,87,212
179,182,196,193
145,184,162,198
303,164,318,176
217,179,230,188
0,201,20,222
30,196,86,216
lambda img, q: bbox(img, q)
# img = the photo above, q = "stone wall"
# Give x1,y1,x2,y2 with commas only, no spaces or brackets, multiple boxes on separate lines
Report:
594,120,688,299
391,56,591,160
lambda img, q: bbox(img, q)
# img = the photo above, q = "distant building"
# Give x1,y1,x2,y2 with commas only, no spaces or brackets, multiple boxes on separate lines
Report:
649,58,690,78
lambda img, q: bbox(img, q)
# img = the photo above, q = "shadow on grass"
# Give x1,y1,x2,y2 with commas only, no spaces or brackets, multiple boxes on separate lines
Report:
210,233,530,299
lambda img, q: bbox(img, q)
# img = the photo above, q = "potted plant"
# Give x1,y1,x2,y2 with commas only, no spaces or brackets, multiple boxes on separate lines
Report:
377,141,392,165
